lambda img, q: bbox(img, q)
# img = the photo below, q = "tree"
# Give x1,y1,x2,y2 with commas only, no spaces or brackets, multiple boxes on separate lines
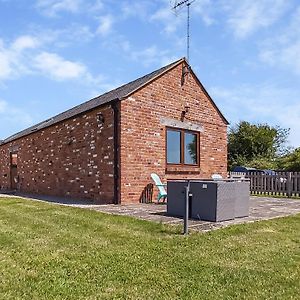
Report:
187,135,197,163
228,121,290,170
278,148,300,171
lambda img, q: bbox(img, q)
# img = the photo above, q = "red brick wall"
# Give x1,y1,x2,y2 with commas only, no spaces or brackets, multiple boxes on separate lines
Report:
0,61,227,205
119,62,228,203
0,105,115,203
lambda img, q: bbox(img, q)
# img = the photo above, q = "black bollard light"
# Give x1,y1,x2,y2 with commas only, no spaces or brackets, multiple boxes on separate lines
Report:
184,180,190,235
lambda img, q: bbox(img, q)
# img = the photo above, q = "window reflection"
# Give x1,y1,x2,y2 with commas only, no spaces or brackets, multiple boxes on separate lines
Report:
167,130,181,164
184,133,197,164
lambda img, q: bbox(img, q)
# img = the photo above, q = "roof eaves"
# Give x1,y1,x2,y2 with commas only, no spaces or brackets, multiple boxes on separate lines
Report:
1,98,120,146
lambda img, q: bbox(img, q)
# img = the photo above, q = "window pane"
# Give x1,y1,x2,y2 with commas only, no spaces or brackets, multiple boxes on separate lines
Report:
167,130,181,164
184,133,197,164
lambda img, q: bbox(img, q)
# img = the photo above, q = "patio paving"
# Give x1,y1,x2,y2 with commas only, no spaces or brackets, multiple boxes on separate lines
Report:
88,197,300,231
1,193,300,232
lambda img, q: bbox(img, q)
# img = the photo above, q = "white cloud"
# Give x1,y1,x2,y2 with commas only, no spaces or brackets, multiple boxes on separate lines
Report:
150,4,183,34
0,99,34,132
99,33,133,55
69,25,95,42
193,0,215,26
148,0,291,39
223,0,290,38
150,0,215,34
12,35,40,52
29,25,95,49
0,35,40,81
33,52,87,80
210,83,300,148
120,40,131,52
0,35,106,89
131,46,161,62
259,6,300,74
36,0,82,16
130,45,178,67
87,0,103,12
96,15,114,36
36,0,104,17
0,47,13,80
32,51,109,92
0,99,7,112
121,1,151,19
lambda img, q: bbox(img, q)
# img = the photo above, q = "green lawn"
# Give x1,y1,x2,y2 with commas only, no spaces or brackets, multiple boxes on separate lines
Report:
251,193,300,200
0,197,299,300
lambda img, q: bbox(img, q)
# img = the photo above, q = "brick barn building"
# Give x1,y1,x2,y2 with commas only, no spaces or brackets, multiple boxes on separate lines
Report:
0,58,228,204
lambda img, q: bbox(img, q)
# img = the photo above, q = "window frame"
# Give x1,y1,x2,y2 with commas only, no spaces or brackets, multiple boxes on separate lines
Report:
166,127,200,167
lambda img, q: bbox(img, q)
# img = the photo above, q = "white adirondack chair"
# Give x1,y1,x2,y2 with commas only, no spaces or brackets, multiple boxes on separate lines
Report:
151,173,167,202
211,174,223,181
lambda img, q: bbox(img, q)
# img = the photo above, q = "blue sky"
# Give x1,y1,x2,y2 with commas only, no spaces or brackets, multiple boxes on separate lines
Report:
0,0,299,148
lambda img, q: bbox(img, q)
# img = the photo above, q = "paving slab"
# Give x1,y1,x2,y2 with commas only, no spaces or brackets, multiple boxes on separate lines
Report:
1,193,299,232
89,197,300,231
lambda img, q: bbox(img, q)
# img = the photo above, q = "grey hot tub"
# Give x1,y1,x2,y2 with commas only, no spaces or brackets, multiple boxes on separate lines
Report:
167,180,250,222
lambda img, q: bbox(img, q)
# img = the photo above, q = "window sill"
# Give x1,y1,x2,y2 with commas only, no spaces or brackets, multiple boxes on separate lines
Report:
165,165,201,175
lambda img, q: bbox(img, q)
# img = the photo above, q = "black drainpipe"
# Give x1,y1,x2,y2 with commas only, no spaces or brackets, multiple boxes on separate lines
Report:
111,100,120,204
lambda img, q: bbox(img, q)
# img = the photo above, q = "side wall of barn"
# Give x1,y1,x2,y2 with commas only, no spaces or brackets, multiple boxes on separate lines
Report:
0,105,115,203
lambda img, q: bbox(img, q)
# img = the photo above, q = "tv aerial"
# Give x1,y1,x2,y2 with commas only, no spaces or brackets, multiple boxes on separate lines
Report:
171,0,196,64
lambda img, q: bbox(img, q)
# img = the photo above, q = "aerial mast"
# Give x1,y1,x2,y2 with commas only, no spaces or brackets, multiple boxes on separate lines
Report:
172,0,195,64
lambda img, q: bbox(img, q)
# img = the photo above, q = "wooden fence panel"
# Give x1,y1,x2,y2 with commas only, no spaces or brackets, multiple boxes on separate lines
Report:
291,172,300,196
228,171,300,197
